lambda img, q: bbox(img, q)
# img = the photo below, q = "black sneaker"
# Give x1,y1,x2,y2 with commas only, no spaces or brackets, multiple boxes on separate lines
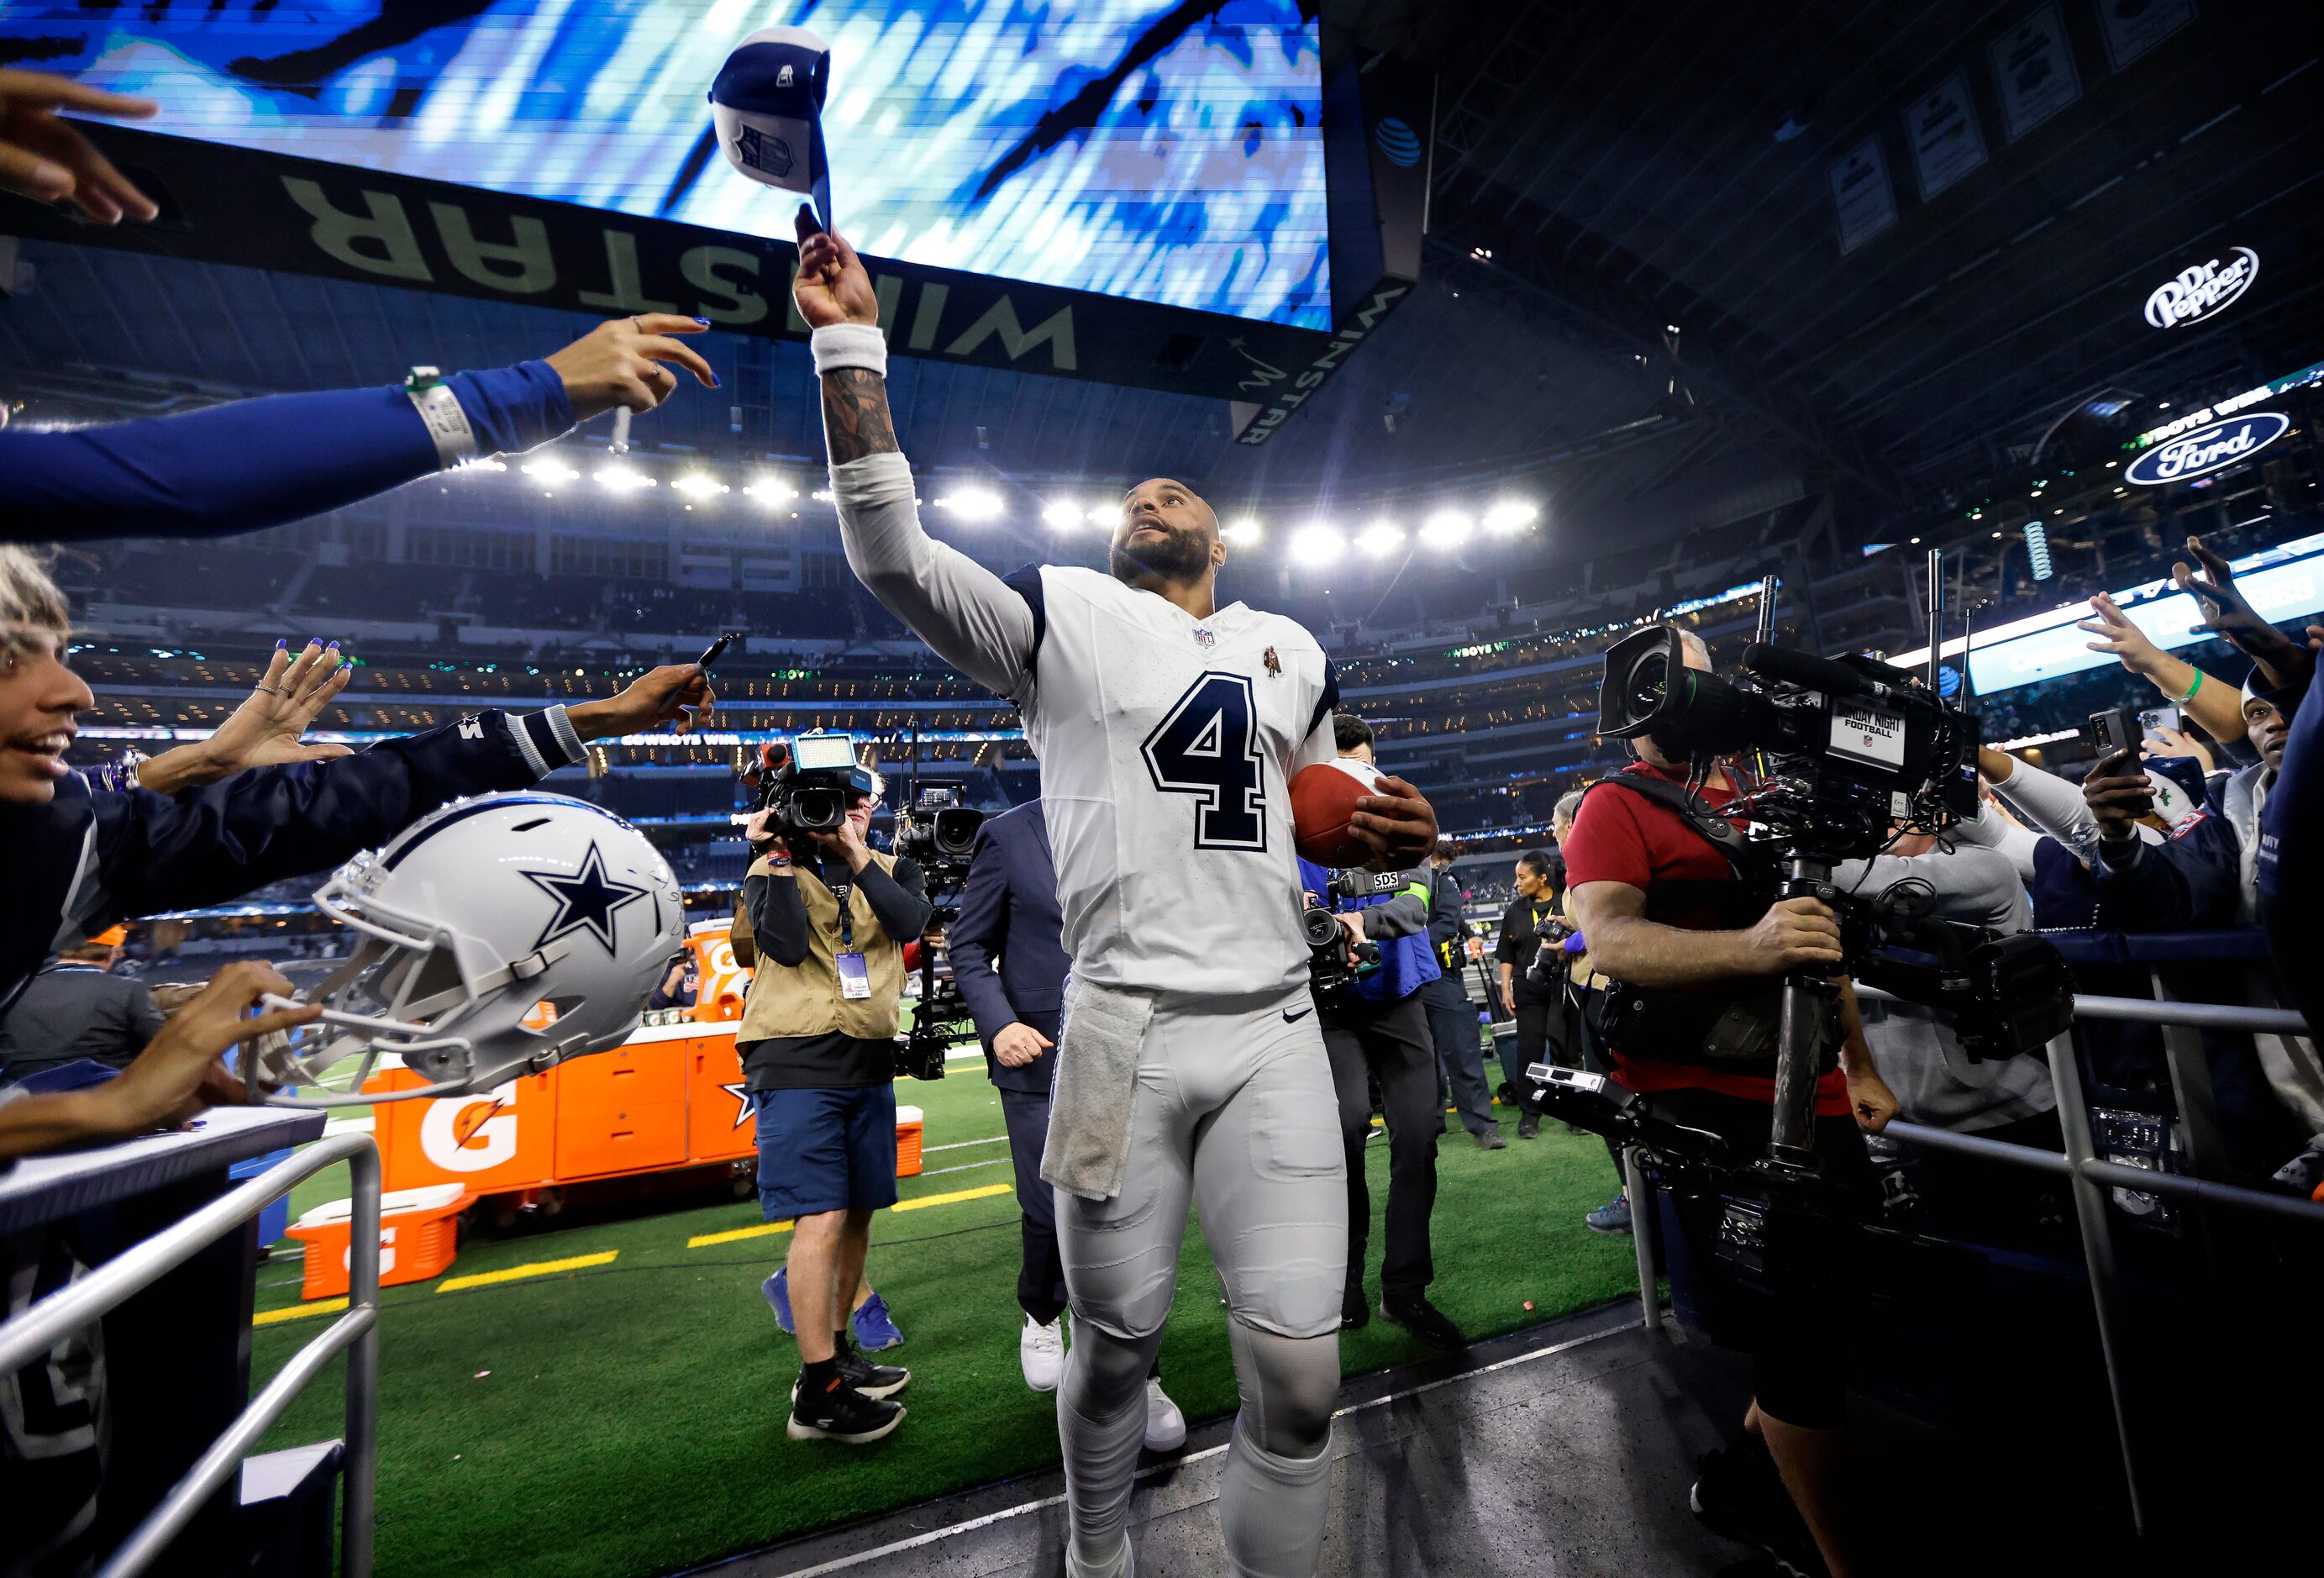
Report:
1517,1112,1541,1140
1378,1295,1465,1350
788,1373,905,1444
1688,1433,1827,1577
1341,1281,1370,1330
1474,1128,1507,1151
837,1348,911,1401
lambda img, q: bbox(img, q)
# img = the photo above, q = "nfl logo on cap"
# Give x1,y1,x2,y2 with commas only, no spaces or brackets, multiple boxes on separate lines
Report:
708,25,834,232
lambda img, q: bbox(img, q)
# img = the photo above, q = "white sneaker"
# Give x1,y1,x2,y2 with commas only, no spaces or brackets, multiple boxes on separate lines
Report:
1143,1376,1186,1453
1020,1313,1065,1393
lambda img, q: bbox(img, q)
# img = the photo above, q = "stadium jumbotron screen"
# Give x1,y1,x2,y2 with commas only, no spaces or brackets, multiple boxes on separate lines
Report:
3,0,1331,329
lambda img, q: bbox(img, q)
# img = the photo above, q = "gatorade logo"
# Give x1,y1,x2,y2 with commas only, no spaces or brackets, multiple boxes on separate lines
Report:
420,1082,520,1172
776,64,795,88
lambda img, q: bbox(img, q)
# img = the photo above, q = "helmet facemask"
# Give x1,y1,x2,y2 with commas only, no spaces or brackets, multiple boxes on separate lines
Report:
255,853,572,1107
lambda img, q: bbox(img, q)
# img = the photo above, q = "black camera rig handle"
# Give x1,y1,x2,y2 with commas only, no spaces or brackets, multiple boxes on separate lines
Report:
1769,857,1842,1163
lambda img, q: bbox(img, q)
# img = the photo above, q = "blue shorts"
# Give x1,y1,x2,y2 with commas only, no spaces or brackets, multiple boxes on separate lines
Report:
752,1084,899,1220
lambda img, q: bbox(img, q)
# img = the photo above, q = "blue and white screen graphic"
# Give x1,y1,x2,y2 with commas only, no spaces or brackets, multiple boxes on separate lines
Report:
3,2,1331,329
1890,531,2324,696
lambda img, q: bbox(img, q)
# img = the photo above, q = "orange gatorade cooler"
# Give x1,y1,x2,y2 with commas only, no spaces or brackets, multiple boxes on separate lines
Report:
286,1182,475,1300
895,1104,924,1178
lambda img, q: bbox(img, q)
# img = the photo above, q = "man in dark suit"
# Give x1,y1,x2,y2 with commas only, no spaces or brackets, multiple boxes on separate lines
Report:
947,802,1184,1445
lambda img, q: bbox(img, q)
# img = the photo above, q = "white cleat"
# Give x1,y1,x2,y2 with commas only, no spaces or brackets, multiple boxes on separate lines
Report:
1021,1312,1066,1393
1143,1376,1187,1453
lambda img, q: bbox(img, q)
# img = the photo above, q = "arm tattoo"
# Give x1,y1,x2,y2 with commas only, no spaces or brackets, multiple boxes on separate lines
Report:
820,369,899,463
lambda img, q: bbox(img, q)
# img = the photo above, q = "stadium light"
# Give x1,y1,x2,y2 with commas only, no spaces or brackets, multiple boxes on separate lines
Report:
810,488,835,504
1042,500,1086,531
944,486,1005,523
1420,508,1474,550
1290,523,1345,565
671,473,728,499
1481,499,1539,536
1222,516,1264,546
519,459,579,483
1087,502,1118,529
1354,522,1406,559
743,476,798,505
593,464,655,492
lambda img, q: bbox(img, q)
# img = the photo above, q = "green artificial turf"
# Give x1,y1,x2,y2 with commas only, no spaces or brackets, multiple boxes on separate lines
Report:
252,1061,1638,1578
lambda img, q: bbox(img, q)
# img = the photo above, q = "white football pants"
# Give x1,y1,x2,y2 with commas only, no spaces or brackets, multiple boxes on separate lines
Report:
1054,986,1346,1578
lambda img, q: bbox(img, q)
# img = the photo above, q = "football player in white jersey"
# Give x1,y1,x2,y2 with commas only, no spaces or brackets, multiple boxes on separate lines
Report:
793,222,1436,1578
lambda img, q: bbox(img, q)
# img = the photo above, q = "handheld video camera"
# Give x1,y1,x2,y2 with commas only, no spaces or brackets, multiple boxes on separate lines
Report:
1301,868,1394,998
754,731,876,839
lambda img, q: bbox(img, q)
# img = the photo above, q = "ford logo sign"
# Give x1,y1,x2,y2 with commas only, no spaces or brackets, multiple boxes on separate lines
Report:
2144,247,2258,329
2122,411,2290,487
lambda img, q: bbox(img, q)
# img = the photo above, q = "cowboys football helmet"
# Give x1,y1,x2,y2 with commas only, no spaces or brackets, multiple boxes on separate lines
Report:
257,792,684,1107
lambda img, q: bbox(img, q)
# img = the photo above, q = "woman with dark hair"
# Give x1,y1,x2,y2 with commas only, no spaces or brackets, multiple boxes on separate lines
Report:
1494,847,1565,1139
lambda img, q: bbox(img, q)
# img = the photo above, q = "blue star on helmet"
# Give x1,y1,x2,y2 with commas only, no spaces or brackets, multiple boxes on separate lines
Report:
523,842,648,955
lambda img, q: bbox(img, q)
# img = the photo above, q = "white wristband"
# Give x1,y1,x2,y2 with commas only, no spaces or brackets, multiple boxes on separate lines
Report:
811,323,888,379
403,368,480,469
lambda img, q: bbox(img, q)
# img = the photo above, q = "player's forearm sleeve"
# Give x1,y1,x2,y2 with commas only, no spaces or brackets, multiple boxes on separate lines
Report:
0,361,573,544
829,452,1034,697
1990,760,2102,851
1948,811,2041,883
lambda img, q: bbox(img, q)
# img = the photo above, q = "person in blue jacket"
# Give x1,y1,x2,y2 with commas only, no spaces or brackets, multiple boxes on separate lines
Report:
0,544,713,1017
2,310,717,543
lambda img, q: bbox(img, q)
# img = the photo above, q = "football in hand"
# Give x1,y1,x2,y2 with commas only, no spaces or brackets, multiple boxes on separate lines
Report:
1291,758,1380,866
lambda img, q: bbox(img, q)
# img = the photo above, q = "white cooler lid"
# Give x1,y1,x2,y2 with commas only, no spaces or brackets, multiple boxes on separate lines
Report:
895,1105,923,1126
294,1181,469,1229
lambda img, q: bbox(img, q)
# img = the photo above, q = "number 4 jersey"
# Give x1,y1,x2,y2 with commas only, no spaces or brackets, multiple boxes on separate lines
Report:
1010,565,1338,997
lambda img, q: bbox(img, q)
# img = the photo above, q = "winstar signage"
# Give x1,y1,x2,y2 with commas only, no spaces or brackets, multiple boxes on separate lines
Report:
2120,412,2290,487
2143,248,2258,329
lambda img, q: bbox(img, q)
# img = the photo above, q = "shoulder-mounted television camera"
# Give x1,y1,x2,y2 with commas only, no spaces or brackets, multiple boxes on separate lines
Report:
893,780,985,883
1597,625,1979,864
891,781,991,1082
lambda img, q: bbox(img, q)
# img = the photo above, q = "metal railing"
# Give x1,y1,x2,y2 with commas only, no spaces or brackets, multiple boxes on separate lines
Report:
1623,989,2321,1540
0,1134,381,1578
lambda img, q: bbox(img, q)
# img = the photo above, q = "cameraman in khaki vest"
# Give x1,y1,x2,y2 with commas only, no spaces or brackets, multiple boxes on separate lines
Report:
736,753,931,1446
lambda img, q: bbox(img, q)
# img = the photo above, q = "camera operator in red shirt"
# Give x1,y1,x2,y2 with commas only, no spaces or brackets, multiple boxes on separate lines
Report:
1564,626,1895,1578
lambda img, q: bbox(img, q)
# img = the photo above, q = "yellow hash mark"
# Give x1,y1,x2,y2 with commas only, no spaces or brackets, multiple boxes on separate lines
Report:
688,1219,796,1249
687,1183,1012,1249
891,1183,1012,1212
437,1249,618,1292
255,1297,348,1326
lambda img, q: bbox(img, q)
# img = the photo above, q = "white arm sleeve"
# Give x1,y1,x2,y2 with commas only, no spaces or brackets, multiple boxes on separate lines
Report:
1990,758,2104,851
1949,808,2042,884
830,451,1035,700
